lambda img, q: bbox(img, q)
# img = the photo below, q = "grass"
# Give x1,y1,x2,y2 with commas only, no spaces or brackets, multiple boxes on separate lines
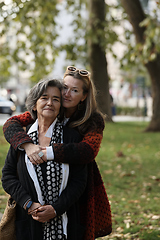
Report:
0,126,10,211
97,121,160,239
0,122,160,239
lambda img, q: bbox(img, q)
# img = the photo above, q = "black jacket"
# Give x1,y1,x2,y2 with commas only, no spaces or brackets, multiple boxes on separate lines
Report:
2,126,87,240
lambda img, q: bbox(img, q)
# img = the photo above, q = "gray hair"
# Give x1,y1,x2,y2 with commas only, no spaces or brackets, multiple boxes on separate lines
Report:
26,78,63,120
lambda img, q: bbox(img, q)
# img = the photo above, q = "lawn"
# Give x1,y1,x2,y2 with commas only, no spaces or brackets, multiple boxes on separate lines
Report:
97,121,160,240
0,122,160,239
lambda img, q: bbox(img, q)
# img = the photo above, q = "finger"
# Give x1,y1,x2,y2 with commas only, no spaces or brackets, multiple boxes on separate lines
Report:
29,158,39,165
32,154,44,164
29,209,38,215
41,150,47,162
32,214,45,222
31,212,37,217
41,156,47,162
32,215,39,221
35,155,44,164
29,155,43,165
36,206,45,212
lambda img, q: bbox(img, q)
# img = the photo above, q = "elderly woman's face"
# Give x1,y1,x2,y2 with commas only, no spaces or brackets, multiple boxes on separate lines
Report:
34,86,61,121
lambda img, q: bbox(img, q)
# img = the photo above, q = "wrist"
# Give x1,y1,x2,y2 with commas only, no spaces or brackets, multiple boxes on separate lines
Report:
21,142,33,151
24,200,33,212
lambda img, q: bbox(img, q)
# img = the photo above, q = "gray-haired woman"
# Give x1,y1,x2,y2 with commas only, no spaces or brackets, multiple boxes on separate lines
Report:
2,78,87,240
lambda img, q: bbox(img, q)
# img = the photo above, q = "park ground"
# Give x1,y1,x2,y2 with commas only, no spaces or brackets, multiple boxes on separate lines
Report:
0,121,160,240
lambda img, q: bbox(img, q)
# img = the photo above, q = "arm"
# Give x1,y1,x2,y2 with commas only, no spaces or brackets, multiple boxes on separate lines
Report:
3,112,104,165
3,111,34,150
2,147,42,213
53,113,105,164
2,147,32,208
53,129,103,164
3,112,45,164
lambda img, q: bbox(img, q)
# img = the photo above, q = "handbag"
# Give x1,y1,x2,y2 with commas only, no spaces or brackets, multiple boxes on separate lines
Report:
0,195,16,240
0,149,21,240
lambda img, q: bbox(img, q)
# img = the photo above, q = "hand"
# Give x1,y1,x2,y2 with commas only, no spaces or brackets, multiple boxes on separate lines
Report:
21,143,47,165
31,205,56,223
28,202,42,215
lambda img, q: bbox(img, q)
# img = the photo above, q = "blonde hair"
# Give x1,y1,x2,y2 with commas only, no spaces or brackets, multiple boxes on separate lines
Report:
63,70,99,130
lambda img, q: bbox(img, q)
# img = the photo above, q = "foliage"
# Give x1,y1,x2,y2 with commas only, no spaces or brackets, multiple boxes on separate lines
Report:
0,0,120,83
1,0,160,89
116,106,144,116
0,56,10,85
139,15,160,63
0,0,60,83
120,0,160,79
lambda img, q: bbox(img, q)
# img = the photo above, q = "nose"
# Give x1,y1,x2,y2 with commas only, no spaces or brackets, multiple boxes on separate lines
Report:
47,98,53,105
64,89,70,96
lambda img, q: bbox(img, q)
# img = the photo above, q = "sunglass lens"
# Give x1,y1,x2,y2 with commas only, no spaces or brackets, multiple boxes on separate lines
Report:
68,66,76,71
79,70,88,76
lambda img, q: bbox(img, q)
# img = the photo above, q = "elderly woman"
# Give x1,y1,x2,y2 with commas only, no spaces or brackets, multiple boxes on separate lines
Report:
2,79,87,240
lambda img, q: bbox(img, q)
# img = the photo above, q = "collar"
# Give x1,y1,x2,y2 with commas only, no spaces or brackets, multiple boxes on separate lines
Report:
27,118,58,138
63,116,70,126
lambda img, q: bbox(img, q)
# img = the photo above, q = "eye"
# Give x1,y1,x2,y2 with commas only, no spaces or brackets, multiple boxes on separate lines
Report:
53,98,60,102
41,96,48,100
63,86,68,90
72,89,78,93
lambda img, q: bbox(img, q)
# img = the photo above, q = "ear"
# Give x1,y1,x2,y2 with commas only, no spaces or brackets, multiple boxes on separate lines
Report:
33,104,37,111
81,93,87,102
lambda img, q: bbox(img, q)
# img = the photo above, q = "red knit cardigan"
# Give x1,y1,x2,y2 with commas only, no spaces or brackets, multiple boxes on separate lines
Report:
3,111,112,239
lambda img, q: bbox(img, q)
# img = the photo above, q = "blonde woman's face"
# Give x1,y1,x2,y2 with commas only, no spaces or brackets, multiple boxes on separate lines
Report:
62,76,87,114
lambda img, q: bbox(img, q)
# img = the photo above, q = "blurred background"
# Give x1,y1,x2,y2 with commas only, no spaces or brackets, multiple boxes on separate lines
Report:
0,0,160,130
1,1,160,238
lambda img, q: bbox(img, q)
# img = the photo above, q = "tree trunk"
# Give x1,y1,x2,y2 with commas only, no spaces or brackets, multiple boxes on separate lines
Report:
145,58,160,131
121,0,160,131
88,0,112,121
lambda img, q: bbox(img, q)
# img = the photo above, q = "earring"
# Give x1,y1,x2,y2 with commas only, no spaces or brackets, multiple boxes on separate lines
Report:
78,101,84,110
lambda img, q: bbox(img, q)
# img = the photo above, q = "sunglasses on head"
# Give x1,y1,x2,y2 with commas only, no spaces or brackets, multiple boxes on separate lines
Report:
66,66,90,77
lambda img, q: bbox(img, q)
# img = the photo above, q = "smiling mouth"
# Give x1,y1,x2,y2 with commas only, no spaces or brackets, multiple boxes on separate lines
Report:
44,108,54,111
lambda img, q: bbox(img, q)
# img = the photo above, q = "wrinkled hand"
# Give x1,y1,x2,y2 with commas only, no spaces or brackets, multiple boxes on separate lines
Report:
31,205,56,223
21,143,47,165
28,202,42,215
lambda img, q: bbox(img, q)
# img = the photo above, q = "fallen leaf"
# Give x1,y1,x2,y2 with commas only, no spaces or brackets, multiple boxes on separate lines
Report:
116,151,125,157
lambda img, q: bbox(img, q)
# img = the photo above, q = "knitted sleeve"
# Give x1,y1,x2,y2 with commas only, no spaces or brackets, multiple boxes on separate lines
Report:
53,114,105,164
3,111,34,150
3,111,105,165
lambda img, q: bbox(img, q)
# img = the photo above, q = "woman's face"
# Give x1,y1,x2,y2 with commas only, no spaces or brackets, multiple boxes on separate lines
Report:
62,75,87,115
34,86,61,122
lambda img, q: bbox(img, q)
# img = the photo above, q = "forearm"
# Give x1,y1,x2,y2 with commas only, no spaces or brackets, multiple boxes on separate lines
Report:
2,150,31,207
53,130,103,164
3,111,34,150
2,176,31,208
